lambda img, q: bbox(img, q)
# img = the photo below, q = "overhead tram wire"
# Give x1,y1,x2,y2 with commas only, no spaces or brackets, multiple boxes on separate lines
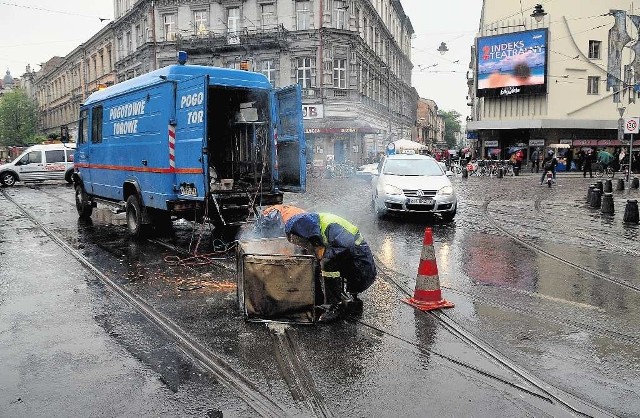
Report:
0,1,111,21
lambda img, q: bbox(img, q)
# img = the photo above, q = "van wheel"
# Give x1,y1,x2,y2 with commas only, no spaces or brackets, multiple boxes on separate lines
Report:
65,169,73,184
75,184,93,218
1,172,17,187
126,194,146,238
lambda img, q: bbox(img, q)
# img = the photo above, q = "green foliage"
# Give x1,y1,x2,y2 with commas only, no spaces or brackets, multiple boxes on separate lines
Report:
440,109,462,149
0,89,38,146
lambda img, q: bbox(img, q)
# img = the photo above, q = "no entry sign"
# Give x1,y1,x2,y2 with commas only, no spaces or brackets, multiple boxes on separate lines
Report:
624,117,640,134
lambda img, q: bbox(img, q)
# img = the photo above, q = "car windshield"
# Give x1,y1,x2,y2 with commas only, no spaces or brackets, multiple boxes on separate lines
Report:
383,159,443,176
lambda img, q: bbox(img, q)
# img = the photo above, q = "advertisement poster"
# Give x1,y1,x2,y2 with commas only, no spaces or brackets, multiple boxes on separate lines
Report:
476,29,548,97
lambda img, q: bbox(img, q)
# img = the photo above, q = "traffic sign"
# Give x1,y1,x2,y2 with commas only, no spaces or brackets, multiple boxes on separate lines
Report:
624,117,639,134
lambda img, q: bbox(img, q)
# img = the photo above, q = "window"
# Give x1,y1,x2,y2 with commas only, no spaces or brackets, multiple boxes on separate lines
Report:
65,149,74,163
588,40,601,59
334,1,347,30
163,13,176,41
296,1,310,30
587,76,600,94
194,10,208,35
79,110,88,144
261,3,276,29
126,31,132,54
333,58,346,88
21,151,42,165
261,59,276,85
297,57,312,88
227,7,240,34
92,106,103,143
45,150,65,164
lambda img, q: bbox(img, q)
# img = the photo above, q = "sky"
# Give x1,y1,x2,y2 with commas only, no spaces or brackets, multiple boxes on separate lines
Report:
0,0,482,118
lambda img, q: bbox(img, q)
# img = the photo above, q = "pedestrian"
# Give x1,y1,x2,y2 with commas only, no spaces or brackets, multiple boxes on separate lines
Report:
530,148,539,173
583,149,593,178
564,148,573,172
285,212,377,323
576,149,585,173
540,150,558,185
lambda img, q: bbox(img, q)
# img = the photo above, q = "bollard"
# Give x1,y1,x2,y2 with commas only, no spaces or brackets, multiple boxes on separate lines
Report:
632,177,639,189
590,188,602,208
604,179,613,193
587,185,595,203
623,200,639,224
462,167,468,178
497,167,503,178
616,178,625,191
601,192,614,214
596,180,604,193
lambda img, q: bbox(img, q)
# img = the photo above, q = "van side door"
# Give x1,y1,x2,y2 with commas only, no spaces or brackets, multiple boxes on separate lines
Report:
17,150,44,181
43,149,66,180
273,84,306,192
74,109,91,192
175,75,208,200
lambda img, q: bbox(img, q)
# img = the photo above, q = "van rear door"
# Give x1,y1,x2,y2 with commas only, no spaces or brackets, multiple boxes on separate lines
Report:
273,84,306,192
175,75,209,199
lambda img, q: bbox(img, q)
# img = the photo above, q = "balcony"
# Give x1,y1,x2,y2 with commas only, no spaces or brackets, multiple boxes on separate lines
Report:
176,25,289,54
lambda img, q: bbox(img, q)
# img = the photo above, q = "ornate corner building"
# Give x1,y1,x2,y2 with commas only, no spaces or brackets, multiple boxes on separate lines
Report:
24,0,417,167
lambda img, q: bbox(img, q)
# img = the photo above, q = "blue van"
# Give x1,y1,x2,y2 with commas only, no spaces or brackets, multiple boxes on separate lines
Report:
73,55,305,237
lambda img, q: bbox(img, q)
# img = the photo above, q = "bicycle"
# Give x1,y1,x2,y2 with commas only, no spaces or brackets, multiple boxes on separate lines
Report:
594,162,615,179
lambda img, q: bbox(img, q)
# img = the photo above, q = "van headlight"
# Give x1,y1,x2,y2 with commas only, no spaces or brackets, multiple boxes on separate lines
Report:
383,184,403,195
437,185,454,196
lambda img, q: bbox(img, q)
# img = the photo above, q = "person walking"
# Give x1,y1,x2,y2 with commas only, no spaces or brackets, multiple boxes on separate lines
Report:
530,148,540,173
285,212,377,323
583,149,594,178
565,148,573,172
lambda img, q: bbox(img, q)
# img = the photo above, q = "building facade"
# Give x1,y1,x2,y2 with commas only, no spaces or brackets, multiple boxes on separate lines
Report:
22,25,116,140
26,0,417,166
467,1,640,164
414,97,445,150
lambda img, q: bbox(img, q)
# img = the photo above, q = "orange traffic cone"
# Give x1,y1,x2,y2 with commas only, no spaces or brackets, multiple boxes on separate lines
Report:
403,227,454,311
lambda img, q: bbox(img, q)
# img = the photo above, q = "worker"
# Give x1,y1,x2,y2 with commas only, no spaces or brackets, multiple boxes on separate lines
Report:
255,204,306,237
285,212,377,323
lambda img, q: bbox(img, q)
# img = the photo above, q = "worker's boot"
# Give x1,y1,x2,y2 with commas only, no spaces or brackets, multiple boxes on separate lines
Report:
344,293,363,316
318,276,344,323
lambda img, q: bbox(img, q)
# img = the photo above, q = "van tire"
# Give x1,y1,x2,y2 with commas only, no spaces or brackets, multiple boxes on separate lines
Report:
75,184,93,218
126,194,146,238
65,169,73,184
1,172,17,187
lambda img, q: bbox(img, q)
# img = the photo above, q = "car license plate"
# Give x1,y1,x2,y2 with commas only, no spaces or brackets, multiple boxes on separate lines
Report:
179,184,198,197
408,198,433,205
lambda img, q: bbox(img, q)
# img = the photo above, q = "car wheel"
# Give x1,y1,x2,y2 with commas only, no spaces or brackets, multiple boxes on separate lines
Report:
441,207,456,222
1,172,17,187
65,169,73,184
126,194,146,238
75,184,93,219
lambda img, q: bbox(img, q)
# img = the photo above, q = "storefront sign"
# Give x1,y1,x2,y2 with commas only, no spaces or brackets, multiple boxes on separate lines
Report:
302,105,324,119
529,139,545,146
559,139,573,144
304,127,381,134
597,139,624,146
484,140,499,147
573,139,598,146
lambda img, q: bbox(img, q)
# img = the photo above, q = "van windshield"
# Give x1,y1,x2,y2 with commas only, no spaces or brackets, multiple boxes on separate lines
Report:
383,159,442,176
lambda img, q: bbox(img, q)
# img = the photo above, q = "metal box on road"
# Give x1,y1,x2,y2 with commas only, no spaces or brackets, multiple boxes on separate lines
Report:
237,238,316,323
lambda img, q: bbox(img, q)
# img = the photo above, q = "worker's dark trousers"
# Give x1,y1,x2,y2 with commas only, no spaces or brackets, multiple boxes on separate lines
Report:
321,271,343,306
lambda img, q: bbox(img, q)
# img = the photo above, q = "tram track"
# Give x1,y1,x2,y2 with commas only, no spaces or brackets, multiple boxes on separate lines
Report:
1,188,290,418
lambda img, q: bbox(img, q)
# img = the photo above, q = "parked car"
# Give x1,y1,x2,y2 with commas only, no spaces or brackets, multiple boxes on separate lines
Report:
371,153,457,221
0,143,76,187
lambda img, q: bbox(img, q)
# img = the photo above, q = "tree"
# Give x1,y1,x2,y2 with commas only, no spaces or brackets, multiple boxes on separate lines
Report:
0,89,38,146
440,109,462,149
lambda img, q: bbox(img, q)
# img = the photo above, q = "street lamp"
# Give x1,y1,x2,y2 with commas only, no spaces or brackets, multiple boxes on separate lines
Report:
437,42,449,55
530,4,547,22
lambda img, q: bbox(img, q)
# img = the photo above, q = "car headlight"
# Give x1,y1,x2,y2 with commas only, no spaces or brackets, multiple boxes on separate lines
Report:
383,184,403,195
437,185,454,196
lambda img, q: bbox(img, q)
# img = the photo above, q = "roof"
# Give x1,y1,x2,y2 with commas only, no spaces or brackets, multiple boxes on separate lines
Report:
83,64,272,106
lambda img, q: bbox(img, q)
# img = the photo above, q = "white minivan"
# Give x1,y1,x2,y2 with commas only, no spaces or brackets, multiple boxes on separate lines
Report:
0,143,76,187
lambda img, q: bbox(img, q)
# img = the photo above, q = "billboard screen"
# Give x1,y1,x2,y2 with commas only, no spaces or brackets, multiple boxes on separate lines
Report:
476,29,548,98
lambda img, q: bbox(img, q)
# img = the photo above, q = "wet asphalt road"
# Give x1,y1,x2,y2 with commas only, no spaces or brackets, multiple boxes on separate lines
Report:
1,171,639,417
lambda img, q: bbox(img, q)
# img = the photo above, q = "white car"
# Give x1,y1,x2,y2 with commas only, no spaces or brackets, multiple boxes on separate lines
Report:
371,153,457,221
